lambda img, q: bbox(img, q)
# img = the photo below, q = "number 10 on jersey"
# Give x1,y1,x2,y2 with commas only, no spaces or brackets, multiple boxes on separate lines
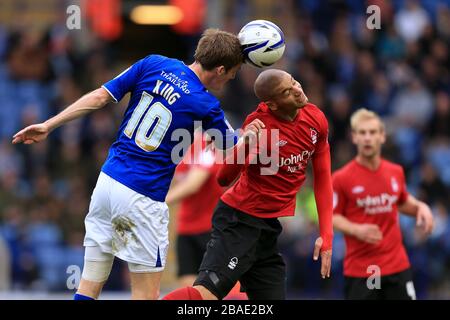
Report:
124,92,172,152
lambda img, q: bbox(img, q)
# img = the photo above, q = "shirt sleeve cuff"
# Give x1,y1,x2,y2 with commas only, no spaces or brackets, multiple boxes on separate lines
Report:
101,85,119,103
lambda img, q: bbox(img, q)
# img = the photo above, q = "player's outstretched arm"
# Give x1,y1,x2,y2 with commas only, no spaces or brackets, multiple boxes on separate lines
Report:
398,194,434,235
311,146,333,278
12,87,113,145
311,147,333,250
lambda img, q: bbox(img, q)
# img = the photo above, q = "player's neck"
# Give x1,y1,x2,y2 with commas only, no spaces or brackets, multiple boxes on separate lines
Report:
189,62,211,88
270,109,298,122
355,155,382,171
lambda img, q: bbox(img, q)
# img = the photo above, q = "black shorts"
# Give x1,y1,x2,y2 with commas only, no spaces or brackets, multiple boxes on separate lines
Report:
176,232,211,277
194,200,286,300
344,268,416,300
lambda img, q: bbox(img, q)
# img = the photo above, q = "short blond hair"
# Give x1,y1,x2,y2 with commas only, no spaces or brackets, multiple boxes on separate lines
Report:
350,108,385,132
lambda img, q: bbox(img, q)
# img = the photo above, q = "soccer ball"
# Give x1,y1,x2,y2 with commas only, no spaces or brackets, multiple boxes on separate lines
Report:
238,20,285,68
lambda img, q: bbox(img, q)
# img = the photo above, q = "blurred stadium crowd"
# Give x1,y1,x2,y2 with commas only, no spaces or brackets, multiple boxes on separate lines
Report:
0,0,449,299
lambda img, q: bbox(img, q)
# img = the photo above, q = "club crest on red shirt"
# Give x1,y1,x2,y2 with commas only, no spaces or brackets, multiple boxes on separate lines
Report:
391,177,399,192
310,128,318,144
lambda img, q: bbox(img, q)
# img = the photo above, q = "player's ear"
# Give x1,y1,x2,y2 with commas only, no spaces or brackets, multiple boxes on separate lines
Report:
265,101,277,111
380,128,386,145
351,130,357,144
216,66,226,76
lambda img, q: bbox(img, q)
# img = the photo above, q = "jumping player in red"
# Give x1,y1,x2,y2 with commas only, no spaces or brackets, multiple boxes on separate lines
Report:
163,68,333,300
332,108,434,300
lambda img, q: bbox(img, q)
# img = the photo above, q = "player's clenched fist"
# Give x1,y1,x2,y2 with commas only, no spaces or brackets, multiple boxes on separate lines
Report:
242,118,265,144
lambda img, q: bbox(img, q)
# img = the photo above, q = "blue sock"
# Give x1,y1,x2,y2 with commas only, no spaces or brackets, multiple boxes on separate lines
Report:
74,293,95,300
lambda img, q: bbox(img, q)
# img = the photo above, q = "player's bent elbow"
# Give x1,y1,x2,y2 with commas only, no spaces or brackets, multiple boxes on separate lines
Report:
91,88,112,108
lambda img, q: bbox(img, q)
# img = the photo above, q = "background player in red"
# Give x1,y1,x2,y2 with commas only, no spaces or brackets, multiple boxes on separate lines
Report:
166,132,222,287
332,108,434,300
166,131,247,299
163,68,334,300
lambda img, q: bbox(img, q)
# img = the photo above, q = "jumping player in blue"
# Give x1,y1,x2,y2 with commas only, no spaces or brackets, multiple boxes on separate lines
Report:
12,29,256,300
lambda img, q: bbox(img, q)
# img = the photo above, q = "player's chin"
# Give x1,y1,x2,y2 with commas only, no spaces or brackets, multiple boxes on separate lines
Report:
297,101,307,108
362,149,376,158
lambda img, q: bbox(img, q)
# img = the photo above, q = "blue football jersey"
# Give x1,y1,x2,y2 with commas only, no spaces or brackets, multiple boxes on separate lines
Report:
101,55,237,202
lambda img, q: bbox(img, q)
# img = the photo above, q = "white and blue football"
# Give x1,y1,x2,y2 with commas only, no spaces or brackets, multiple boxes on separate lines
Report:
238,20,285,68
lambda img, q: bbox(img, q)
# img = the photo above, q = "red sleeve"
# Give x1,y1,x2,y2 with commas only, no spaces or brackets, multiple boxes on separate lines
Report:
397,166,409,204
174,160,188,176
312,142,333,251
332,173,347,216
314,109,329,154
216,141,246,186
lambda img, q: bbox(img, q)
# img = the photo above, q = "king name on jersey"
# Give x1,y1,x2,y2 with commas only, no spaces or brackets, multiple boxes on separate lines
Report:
152,69,193,105
153,80,181,105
